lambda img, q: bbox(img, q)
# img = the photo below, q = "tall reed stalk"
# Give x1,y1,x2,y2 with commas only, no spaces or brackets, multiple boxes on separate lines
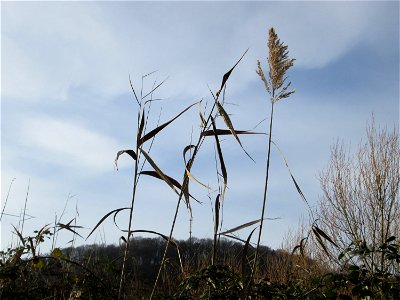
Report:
252,27,295,279
118,122,140,299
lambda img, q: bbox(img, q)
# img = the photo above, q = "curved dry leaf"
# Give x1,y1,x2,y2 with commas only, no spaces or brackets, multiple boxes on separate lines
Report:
219,219,262,235
182,146,196,206
138,102,198,146
139,170,200,204
216,102,255,162
242,227,257,284
35,224,51,240
86,207,130,240
141,171,181,190
120,236,127,244
216,49,249,97
216,102,242,145
183,145,197,164
115,150,137,170
271,141,311,210
312,227,331,257
222,234,250,245
127,230,179,248
12,225,25,246
139,148,179,195
292,237,308,257
312,225,337,247
185,168,211,190
182,175,190,207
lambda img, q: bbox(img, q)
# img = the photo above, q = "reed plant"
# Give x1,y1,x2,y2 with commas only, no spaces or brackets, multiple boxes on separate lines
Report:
85,27,324,299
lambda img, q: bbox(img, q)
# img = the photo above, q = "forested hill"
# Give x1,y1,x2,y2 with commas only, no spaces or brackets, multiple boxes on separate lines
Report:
62,237,279,282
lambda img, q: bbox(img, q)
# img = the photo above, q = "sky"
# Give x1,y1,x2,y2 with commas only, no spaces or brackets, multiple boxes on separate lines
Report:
1,1,399,253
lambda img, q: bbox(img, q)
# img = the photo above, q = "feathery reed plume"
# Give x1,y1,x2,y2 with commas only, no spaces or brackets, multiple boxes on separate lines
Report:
252,27,295,281
257,28,295,102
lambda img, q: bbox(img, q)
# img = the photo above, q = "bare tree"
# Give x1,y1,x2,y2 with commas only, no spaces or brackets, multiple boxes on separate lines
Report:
316,119,399,273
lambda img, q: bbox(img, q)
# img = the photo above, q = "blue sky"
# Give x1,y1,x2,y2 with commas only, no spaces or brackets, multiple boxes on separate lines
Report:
1,1,399,252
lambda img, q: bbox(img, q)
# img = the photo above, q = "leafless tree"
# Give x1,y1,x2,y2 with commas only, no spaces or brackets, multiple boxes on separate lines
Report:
316,119,399,273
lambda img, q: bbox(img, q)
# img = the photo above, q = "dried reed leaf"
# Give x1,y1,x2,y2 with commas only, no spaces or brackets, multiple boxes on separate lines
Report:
216,49,249,97
120,236,127,244
312,225,337,247
182,145,197,208
219,219,261,235
12,225,25,246
57,219,83,239
292,237,308,258
182,148,210,192
141,171,182,190
86,207,130,240
216,102,242,146
128,230,180,249
211,116,228,190
182,175,190,207
222,234,250,244
213,194,221,264
139,148,179,195
214,194,220,235
138,102,198,146
35,224,51,241
242,227,257,284
216,102,255,162
185,168,211,190
140,171,200,203
312,227,331,258
137,110,145,145
115,150,137,170
202,129,264,137
271,141,311,209
183,145,197,163
198,100,207,127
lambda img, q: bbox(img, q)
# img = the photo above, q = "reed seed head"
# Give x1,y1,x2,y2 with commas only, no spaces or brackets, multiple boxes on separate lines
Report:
257,27,295,103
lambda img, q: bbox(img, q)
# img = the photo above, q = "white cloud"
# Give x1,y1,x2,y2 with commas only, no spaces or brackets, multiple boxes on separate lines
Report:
12,115,121,173
2,1,389,103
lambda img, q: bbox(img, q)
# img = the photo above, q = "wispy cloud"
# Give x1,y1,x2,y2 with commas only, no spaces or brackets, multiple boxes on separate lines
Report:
2,2,389,102
10,115,120,173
